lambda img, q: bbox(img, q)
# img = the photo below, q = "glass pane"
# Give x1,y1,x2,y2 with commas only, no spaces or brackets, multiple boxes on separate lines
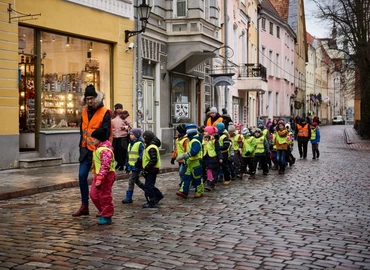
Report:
40,32,111,129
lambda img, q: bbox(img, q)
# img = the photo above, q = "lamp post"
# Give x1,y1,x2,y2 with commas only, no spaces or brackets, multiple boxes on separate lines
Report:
124,0,151,43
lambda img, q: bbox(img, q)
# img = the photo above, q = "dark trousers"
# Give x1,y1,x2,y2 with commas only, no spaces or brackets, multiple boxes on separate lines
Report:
241,157,256,175
254,155,268,173
112,136,129,167
220,153,231,181
78,158,92,205
143,173,163,204
297,138,309,158
311,143,320,158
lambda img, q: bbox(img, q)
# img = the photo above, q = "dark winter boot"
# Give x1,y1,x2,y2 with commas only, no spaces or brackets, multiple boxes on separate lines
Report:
156,191,164,203
122,190,133,204
142,198,158,209
72,204,89,217
205,180,213,192
317,151,320,159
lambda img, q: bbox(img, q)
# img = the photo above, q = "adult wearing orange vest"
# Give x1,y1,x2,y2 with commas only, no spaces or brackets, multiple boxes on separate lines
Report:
72,85,112,217
294,118,311,159
206,107,223,127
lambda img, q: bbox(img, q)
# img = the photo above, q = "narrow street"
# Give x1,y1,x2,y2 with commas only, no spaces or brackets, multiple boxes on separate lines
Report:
1,125,370,270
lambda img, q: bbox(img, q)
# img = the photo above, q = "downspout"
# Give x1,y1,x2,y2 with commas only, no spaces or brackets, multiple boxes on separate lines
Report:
224,0,229,110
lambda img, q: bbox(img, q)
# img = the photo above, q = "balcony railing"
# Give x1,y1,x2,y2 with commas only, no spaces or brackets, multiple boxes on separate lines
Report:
239,63,267,82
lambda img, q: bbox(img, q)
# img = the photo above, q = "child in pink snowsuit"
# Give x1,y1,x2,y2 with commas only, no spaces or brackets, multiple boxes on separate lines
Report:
89,128,116,225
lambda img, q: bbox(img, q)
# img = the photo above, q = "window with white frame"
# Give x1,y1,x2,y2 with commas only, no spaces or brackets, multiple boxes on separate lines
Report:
176,0,187,17
262,18,266,31
261,47,266,67
269,50,273,76
275,92,279,116
269,22,273,35
276,53,280,78
276,26,280,38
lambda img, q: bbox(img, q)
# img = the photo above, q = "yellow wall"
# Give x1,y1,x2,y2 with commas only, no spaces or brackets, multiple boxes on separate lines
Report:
0,0,134,135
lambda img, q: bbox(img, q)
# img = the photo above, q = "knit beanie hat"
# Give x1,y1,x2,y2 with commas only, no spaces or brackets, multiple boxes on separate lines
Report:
228,123,236,133
241,128,251,136
91,128,108,142
216,122,225,134
204,126,218,136
142,130,155,144
176,124,187,135
131,128,142,139
84,85,97,97
209,107,217,113
186,124,198,136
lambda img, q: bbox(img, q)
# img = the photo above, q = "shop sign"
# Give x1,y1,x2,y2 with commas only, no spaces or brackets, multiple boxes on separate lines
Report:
64,0,133,19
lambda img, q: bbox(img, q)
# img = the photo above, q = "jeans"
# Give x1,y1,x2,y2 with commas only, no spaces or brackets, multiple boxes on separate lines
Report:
78,158,92,205
276,150,287,168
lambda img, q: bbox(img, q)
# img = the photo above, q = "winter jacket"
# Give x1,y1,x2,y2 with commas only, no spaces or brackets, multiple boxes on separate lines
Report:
221,113,233,130
126,138,145,172
144,136,161,174
111,111,132,138
310,127,321,144
91,140,115,177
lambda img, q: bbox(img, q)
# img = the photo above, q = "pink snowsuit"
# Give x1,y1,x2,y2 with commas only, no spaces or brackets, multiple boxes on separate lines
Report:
90,140,116,217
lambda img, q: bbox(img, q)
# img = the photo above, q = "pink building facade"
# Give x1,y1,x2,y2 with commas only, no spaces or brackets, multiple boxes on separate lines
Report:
259,0,296,123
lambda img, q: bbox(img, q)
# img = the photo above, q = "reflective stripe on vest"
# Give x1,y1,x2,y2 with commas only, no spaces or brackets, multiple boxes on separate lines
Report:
176,137,188,157
143,144,161,168
128,141,143,166
202,139,217,157
188,138,202,160
81,107,112,151
219,134,229,153
297,124,309,137
255,137,265,154
310,128,317,140
91,146,115,174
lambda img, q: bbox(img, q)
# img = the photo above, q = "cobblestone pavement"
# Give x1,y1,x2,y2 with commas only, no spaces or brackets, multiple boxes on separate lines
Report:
1,125,370,270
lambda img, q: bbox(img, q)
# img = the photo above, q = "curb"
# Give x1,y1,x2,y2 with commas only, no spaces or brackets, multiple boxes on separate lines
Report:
0,167,178,201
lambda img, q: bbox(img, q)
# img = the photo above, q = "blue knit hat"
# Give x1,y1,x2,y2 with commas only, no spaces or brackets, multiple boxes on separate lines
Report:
186,124,198,136
216,122,225,134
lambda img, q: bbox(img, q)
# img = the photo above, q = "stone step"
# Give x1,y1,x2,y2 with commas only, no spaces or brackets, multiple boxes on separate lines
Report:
19,157,63,169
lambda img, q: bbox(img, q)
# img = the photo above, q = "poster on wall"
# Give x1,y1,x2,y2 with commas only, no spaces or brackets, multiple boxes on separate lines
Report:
174,103,190,120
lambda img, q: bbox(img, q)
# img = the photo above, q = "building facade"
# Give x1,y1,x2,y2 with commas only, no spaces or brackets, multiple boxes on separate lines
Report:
259,0,296,122
0,0,134,169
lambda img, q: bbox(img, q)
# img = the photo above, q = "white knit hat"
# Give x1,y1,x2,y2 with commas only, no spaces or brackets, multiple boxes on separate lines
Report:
209,107,217,113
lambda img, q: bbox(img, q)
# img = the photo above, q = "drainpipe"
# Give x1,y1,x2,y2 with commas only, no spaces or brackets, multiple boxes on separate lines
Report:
224,0,228,110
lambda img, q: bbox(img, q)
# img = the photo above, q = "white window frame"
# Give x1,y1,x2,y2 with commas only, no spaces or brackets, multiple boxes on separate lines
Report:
261,18,266,31
175,0,187,17
276,53,280,78
269,50,274,76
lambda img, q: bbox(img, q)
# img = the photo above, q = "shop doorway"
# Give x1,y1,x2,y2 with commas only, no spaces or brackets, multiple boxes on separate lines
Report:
142,79,155,132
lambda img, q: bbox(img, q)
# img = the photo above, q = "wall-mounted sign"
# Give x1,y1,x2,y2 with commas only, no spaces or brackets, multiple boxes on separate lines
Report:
64,0,133,19
174,103,190,119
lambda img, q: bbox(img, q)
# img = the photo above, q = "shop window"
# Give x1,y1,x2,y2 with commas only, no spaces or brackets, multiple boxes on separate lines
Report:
171,75,190,123
18,28,112,131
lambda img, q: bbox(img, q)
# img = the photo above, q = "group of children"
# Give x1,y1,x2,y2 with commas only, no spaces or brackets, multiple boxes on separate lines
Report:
86,117,320,225
88,126,164,225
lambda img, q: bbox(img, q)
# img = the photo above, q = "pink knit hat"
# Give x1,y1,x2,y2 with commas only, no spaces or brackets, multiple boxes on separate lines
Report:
204,126,218,135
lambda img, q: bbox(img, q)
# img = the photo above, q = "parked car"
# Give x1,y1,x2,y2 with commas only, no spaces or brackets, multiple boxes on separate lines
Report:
333,115,345,125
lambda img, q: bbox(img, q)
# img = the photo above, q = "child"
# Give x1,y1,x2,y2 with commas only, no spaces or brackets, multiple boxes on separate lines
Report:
171,124,188,186
141,130,164,208
274,122,290,174
285,123,296,166
176,124,204,198
254,128,270,175
228,123,243,179
122,128,145,203
215,122,232,185
310,122,321,159
202,125,220,191
89,128,116,225
240,128,257,179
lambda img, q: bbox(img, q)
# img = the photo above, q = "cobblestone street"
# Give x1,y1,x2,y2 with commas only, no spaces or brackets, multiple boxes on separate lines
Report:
1,125,370,270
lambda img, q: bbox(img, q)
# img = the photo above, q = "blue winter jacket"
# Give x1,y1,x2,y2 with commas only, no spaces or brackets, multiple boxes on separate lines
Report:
310,127,321,144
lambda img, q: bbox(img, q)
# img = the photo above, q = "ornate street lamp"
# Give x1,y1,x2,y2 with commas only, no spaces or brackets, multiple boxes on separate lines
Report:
124,0,152,43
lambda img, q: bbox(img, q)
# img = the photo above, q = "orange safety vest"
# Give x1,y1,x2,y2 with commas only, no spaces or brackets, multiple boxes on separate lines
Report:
206,117,223,127
81,107,112,151
297,124,309,137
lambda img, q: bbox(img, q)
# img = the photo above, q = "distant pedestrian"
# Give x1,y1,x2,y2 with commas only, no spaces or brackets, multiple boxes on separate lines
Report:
206,107,223,127
254,128,270,175
221,108,233,131
295,118,311,159
89,128,116,225
141,130,164,208
310,122,321,159
202,126,220,192
274,122,289,174
240,128,257,179
216,122,232,185
111,104,132,171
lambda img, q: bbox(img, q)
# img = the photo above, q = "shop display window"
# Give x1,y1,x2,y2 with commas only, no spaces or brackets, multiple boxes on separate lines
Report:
18,26,111,131
171,75,191,123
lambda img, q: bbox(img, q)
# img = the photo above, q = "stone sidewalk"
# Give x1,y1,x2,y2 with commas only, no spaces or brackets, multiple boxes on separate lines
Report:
0,153,176,200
